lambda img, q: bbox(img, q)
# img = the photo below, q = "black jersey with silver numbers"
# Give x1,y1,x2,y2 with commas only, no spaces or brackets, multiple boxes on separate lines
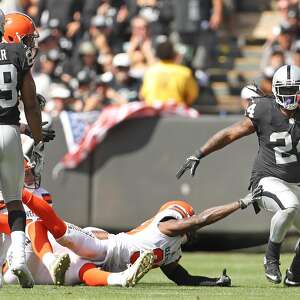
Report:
0,43,32,125
245,97,300,186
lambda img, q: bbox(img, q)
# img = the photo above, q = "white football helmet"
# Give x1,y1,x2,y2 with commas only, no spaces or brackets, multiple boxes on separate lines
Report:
272,64,300,110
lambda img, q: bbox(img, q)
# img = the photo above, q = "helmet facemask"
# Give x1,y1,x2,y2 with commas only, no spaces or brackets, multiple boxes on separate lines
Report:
24,155,41,190
273,81,300,110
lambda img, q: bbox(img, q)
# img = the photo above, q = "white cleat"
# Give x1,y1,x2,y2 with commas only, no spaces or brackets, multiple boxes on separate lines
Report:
121,250,154,288
11,264,34,288
49,254,71,286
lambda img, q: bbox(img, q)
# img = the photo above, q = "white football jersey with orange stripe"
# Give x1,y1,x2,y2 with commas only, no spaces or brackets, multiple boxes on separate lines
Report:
101,201,194,272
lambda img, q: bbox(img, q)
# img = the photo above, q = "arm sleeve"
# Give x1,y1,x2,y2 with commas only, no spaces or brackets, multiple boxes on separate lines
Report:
161,262,220,286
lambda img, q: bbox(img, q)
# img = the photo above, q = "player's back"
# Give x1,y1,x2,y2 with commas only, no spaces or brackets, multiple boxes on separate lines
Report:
245,96,300,186
0,43,32,125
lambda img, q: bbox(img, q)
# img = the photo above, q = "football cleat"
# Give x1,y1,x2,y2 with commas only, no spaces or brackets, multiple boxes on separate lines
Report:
121,250,154,287
49,254,71,286
11,264,34,288
216,269,231,287
284,269,300,286
264,257,282,284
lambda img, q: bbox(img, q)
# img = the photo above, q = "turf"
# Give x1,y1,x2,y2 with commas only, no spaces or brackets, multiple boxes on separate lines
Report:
1,252,300,300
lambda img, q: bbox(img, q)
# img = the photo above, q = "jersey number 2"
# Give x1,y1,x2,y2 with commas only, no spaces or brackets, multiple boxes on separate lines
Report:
270,131,300,164
130,248,164,267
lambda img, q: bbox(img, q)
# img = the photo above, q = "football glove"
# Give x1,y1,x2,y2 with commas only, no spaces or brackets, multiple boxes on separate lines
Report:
176,150,204,179
37,93,46,110
216,269,231,287
24,121,56,143
239,185,263,209
29,141,45,187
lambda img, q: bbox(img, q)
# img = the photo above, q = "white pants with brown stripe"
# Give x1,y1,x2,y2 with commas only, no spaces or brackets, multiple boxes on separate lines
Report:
0,125,24,203
257,176,300,243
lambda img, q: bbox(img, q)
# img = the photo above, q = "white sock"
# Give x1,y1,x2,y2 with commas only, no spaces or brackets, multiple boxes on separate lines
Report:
42,252,56,270
107,272,123,286
10,231,26,266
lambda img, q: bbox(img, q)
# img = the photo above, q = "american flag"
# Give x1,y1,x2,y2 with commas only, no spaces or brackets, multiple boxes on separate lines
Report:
54,102,199,176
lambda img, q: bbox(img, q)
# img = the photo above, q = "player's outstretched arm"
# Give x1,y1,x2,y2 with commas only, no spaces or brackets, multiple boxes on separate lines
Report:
161,262,230,286
176,117,255,179
159,186,262,236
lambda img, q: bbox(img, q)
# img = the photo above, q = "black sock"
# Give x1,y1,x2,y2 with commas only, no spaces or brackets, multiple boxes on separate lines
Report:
8,210,26,232
290,240,300,275
266,240,281,261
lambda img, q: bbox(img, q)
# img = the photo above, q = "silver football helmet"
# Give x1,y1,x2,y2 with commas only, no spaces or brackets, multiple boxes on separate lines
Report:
272,64,300,110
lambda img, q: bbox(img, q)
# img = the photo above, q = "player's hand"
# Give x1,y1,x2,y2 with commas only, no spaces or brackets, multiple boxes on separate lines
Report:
41,122,55,142
37,93,46,110
239,185,263,209
30,141,45,184
176,151,204,179
24,121,56,142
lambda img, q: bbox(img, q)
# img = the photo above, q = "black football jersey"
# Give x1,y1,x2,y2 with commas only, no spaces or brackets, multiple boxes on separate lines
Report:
0,43,33,125
245,97,300,186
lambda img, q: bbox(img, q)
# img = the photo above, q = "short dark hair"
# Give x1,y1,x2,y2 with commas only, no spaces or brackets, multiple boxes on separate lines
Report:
155,39,176,60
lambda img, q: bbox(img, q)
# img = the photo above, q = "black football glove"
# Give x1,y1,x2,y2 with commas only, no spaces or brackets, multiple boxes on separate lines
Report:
239,185,263,209
25,121,56,143
176,150,204,179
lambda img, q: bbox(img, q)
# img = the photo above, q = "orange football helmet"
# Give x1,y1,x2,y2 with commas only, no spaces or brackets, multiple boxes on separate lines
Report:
3,12,39,50
159,200,195,219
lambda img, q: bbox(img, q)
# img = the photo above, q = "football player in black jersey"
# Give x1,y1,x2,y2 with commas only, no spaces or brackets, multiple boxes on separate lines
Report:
0,10,44,288
177,64,300,286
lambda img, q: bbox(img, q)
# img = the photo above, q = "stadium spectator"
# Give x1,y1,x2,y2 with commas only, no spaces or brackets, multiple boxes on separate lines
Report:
109,53,141,103
293,44,300,67
45,84,75,116
36,0,83,34
87,15,112,55
172,0,223,69
126,0,173,37
260,67,275,95
127,15,156,75
140,38,199,106
261,24,296,70
64,41,102,80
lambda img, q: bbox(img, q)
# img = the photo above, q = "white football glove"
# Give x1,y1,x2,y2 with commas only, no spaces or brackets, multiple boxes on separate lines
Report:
29,141,45,183
239,185,263,209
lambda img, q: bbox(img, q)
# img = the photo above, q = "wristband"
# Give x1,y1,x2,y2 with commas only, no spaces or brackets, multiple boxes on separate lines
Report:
194,150,205,159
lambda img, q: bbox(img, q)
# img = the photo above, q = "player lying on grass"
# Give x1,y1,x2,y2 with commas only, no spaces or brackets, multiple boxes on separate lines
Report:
0,220,154,287
0,160,154,287
15,184,263,286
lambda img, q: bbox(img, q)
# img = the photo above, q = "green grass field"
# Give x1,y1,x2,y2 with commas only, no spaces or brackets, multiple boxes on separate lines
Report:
1,252,300,300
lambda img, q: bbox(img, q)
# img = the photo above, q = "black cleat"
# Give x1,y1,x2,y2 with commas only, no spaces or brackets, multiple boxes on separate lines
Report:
216,269,231,287
284,269,300,287
264,257,282,284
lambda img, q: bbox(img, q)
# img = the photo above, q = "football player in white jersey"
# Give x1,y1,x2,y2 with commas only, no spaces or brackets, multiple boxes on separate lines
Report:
0,161,154,287
19,185,262,286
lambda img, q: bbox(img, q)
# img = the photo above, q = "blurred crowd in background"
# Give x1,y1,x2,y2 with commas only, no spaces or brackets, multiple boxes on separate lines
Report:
2,0,300,116
260,0,300,95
